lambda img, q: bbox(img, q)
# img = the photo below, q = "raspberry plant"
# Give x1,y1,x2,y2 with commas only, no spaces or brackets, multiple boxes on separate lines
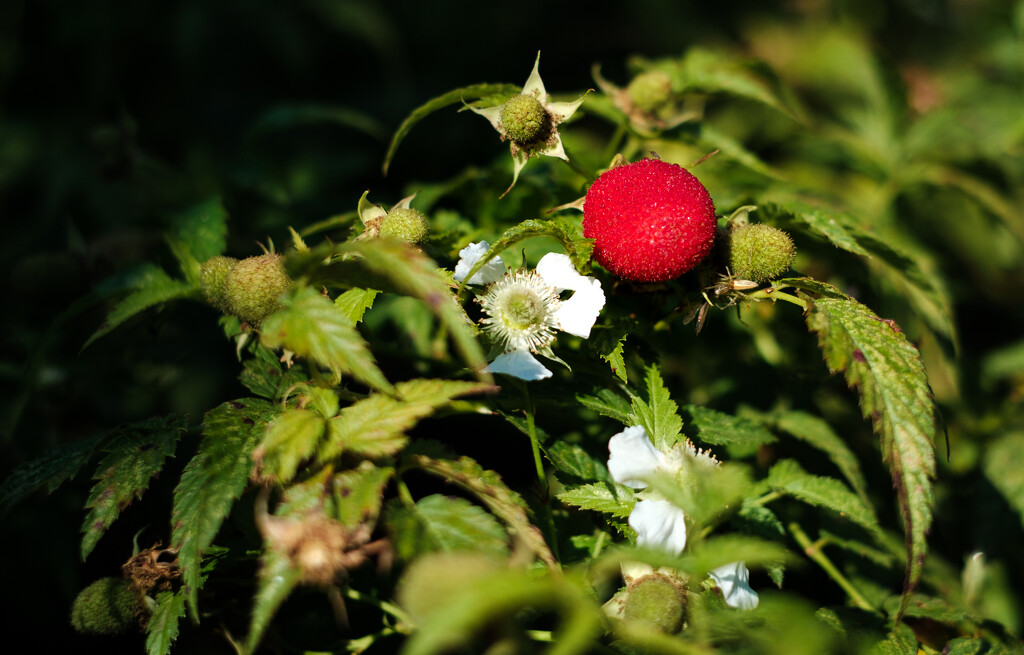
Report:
3,12,1024,655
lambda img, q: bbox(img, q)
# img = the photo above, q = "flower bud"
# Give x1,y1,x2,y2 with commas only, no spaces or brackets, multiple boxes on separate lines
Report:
627,71,673,113
199,255,239,311
222,253,291,325
70,577,145,635
379,207,430,244
727,223,797,283
500,94,550,144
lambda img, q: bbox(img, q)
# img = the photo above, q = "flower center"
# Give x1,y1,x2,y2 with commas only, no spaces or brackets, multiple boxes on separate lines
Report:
479,270,560,353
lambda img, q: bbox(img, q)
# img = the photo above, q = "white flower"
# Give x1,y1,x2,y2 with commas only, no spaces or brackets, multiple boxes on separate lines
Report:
709,561,759,610
630,499,688,555
454,241,605,381
467,52,589,196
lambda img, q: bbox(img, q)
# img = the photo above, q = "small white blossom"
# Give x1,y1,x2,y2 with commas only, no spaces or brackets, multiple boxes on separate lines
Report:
455,241,605,381
709,561,759,610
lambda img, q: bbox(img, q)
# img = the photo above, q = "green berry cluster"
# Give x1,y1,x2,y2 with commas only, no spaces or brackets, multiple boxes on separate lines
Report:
500,93,550,144
379,207,430,244
626,71,673,113
199,253,292,325
70,577,145,635
727,223,797,283
622,573,687,634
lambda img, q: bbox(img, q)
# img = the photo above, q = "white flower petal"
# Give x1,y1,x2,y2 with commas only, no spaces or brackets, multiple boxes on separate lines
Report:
485,349,552,381
467,103,503,132
393,193,417,210
608,426,663,488
536,253,605,338
630,499,688,555
522,51,546,104
547,94,589,123
536,253,585,291
709,561,759,610
453,241,506,285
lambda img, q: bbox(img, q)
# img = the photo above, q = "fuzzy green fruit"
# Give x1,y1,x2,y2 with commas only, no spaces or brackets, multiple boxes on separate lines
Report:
500,94,549,144
727,223,797,283
70,577,144,635
379,207,430,244
623,574,687,634
199,255,239,311
627,71,673,113
223,253,291,325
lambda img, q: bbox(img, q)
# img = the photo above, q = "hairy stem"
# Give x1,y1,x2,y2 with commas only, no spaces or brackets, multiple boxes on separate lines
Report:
789,522,874,611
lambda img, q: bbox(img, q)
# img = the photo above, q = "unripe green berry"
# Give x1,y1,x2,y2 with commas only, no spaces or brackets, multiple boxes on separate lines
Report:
623,574,687,634
379,207,430,244
222,253,291,325
627,71,673,113
500,94,549,144
727,223,797,283
199,255,239,311
70,577,145,635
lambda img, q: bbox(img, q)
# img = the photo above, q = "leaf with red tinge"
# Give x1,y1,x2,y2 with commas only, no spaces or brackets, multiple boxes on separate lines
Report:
805,291,937,619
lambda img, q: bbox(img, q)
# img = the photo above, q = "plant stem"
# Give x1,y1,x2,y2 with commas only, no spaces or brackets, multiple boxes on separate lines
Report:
747,288,809,310
523,385,560,563
788,522,874,611
345,587,413,630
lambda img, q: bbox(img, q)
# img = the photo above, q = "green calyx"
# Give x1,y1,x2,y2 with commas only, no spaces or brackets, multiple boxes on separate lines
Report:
379,207,430,244
622,573,687,634
222,253,292,325
199,255,239,311
727,223,797,283
500,94,550,144
70,577,145,635
627,71,673,113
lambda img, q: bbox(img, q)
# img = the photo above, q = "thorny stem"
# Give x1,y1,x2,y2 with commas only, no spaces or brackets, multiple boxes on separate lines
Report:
747,288,809,310
788,522,874,611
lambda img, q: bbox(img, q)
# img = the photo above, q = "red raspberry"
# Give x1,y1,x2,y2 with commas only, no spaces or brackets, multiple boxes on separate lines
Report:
583,159,717,282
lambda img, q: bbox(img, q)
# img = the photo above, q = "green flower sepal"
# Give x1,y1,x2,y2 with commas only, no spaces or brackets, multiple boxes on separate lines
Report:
357,190,429,244
467,51,589,197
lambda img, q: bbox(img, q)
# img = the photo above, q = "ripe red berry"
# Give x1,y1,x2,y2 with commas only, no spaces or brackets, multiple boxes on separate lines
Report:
583,159,717,282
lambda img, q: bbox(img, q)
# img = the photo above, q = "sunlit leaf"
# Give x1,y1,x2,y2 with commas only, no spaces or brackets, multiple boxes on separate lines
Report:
334,287,380,324
260,286,392,393
982,432,1024,531
388,494,509,561
589,327,628,383
547,441,611,484
805,292,937,615
627,364,682,450
557,482,633,518
254,408,326,483
171,398,280,620
766,459,881,540
81,415,187,559
245,547,302,654
321,379,493,459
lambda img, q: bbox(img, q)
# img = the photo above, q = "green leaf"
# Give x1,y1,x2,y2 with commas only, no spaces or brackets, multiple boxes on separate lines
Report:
556,482,633,518
238,345,308,401
0,434,103,519
83,264,197,350
805,295,937,613
576,389,633,426
145,589,188,655
321,379,492,459
81,415,188,559
766,459,881,540
764,201,955,341
589,327,628,383
383,83,521,175
260,286,392,393
334,287,380,324
245,548,302,654
547,441,610,483
171,398,280,620
768,409,870,505
645,462,753,532
388,494,509,560
333,462,395,528
869,623,918,655
982,432,1024,531
676,47,799,119
408,454,555,568
164,197,228,285
881,594,969,623
253,408,326,483
681,405,777,459
627,364,682,449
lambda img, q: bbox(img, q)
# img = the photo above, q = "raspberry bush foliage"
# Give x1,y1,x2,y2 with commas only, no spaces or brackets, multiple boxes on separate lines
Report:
3,7,1024,655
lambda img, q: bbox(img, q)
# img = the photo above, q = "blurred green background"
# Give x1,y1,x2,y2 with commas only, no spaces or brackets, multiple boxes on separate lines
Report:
1,0,1021,652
